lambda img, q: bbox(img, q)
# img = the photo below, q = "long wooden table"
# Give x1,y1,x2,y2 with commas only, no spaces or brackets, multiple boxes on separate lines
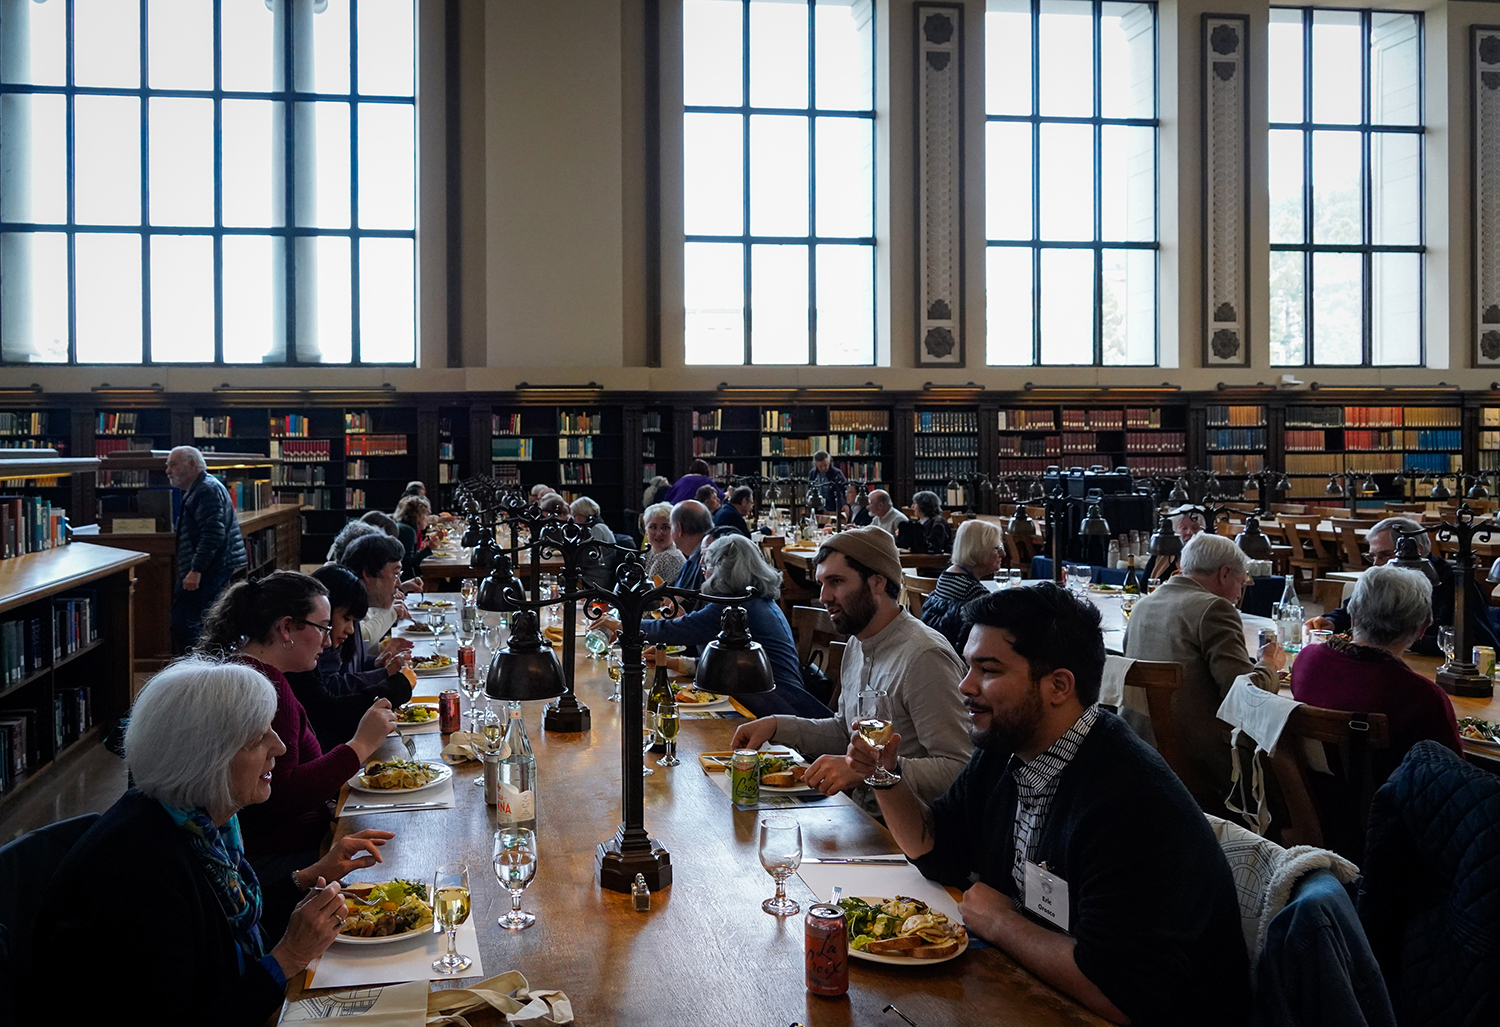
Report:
307,600,1110,1026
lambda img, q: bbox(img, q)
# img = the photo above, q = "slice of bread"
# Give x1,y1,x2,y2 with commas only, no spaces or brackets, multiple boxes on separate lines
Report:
906,937,963,959
863,935,925,954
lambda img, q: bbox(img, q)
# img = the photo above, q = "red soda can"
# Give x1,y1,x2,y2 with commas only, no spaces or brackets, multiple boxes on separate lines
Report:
458,644,476,682
438,689,462,733
805,903,849,996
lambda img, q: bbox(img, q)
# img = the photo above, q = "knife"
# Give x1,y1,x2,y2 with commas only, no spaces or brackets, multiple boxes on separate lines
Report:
800,856,909,865
342,800,451,812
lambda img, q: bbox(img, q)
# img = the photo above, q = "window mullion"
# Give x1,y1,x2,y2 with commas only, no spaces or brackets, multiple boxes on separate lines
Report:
213,0,224,364
1092,0,1103,365
350,0,361,366
140,0,152,365
806,0,816,366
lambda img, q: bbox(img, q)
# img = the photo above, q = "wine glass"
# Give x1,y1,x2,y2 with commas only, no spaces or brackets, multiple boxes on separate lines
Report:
583,627,610,660
855,688,901,787
473,706,504,787
431,862,473,974
1064,564,1081,594
606,651,624,702
1074,565,1093,591
493,827,538,931
1439,625,1455,667
656,700,680,767
758,816,803,916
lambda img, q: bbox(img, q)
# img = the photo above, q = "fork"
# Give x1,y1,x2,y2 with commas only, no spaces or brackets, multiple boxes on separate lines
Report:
394,720,416,757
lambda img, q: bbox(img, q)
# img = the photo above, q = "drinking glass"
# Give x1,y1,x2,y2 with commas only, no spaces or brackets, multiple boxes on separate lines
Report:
656,701,680,767
583,628,610,660
459,667,487,737
1065,565,1081,594
493,828,538,931
855,688,901,787
1439,626,1456,667
606,651,624,702
1007,568,1023,589
758,816,803,916
460,577,478,604
1074,565,1093,591
431,862,473,974
1147,577,1163,593
641,693,656,777
432,609,453,638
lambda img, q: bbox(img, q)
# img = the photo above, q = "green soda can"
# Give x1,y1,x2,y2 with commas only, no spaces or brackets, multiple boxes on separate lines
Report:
731,749,760,806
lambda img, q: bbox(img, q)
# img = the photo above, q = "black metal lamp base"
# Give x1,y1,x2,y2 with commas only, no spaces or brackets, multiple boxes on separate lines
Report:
596,831,672,893
1437,662,1494,698
543,693,591,732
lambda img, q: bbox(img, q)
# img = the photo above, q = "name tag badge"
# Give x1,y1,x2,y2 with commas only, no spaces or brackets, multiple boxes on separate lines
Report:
1023,861,1069,932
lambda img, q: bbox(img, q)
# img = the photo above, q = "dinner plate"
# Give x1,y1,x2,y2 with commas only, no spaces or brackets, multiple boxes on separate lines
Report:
846,897,969,966
675,695,732,713
394,703,442,730
332,924,435,946
411,658,456,676
1462,732,1500,753
347,760,453,795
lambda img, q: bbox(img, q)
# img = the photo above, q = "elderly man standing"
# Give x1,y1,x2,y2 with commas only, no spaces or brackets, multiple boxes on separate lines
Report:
166,446,246,653
808,450,847,514
1123,532,1284,806
867,489,909,536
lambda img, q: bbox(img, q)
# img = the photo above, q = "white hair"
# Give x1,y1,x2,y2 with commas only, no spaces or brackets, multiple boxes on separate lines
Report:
125,659,278,815
1347,564,1433,648
168,445,206,474
641,502,672,529
1368,516,1430,556
570,495,601,521
704,532,782,601
1179,532,1249,577
1173,510,1205,531
952,518,1002,569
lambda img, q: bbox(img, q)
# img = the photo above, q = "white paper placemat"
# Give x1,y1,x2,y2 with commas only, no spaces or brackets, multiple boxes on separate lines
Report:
795,862,964,924
306,918,484,989
341,777,456,815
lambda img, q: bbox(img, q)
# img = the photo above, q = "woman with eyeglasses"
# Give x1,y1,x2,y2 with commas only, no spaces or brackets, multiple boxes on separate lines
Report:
920,518,1004,654
197,572,397,885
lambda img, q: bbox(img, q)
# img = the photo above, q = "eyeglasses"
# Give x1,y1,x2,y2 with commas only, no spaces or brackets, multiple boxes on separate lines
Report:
299,619,334,640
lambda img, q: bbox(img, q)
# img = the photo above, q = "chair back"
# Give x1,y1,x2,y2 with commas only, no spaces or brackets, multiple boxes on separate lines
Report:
1328,519,1369,570
791,605,843,667
1118,660,1219,803
0,812,99,1020
900,572,939,618
1311,578,1348,614
1264,705,1390,860
825,641,848,710
1269,503,1309,515
1383,502,1425,514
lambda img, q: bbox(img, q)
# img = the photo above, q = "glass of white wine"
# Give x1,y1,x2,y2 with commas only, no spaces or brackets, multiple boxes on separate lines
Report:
855,688,901,787
606,651,623,702
431,862,473,974
493,827,538,931
1439,625,1456,668
758,815,803,916
656,700,680,767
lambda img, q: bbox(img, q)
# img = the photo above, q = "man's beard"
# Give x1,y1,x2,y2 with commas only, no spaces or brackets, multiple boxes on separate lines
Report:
828,583,878,636
969,679,1044,754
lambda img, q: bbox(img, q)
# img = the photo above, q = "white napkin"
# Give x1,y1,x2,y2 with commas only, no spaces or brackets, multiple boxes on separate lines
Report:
279,980,429,1024
795,862,964,925
342,777,456,815
1099,655,1155,745
306,918,484,989
1099,655,1134,707
1216,674,1300,756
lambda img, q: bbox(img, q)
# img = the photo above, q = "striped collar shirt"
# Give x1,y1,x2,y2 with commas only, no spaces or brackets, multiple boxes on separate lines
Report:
1008,704,1101,899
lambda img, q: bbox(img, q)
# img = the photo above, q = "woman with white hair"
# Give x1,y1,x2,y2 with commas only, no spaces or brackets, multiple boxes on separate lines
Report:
626,533,830,717
35,660,392,1023
1291,563,1462,782
640,501,686,584
921,519,1003,652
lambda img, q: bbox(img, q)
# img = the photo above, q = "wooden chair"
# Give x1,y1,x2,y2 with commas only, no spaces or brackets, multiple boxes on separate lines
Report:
901,573,939,617
771,547,819,612
791,605,844,670
1328,518,1369,571
1384,502,1425,514
824,641,848,710
1311,578,1348,615
1278,516,1341,591
1269,503,1309,516
1111,660,1219,805
1264,705,1390,859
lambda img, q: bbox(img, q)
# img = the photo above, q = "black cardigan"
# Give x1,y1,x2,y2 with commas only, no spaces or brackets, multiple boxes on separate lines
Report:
33,790,292,1026
914,711,1250,1027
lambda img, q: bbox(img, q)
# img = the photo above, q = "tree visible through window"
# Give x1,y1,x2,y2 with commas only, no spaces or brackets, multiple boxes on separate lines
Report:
0,0,416,366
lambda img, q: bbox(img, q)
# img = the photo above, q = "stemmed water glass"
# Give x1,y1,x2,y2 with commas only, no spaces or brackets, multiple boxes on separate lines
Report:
656,700,680,767
583,627,610,660
1439,625,1456,668
606,651,624,702
641,692,657,777
493,827,538,931
758,816,803,916
1074,564,1093,592
431,862,473,974
855,688,901,787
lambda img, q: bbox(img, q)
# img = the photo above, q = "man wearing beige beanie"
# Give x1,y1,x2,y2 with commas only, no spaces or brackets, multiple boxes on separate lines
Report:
733,526,971,812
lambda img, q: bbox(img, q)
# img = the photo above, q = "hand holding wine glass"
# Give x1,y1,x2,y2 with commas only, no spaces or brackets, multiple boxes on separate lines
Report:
493,828,538,931
431,862,473,974
758,816,802,916
855,688,900,787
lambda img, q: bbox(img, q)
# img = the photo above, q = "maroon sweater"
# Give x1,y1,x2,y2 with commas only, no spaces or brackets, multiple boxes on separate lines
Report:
1290,637,1463,785
234,655,361,858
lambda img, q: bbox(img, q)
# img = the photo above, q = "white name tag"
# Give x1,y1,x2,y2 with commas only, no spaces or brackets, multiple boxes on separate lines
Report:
1023,861,1069,932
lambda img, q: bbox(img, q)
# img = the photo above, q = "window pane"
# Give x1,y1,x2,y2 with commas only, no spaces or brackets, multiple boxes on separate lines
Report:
221,0,281,92
1311,130,1360,246
0,232,69,363
1372,252,1420,365
986,122,1032,241
74,0,139,88
0,94,67,224
1268,129,1304,244
1311,10,1362,125
1370,13,1419,126
1267,9,1304,124
986,0,1032,116
1100,125,1154,242
223,235,286,363
749,0,808,109
296,236,352,363
684,0,743,107
0,0,65,85
359,237,415,362
223,100,286,228
749,114,808,236
1102,248,1154,365
295,101,351,229
359,0,415,96
298,0,350,94
816,0,873,111
75,96,141,226
1039,0,1093,117
150,235,214,362
1039,123,1093,241
986,246,1033,365
1269,250,1306,365
358,102,415,230
1039,247,1093,363
150,97,215,227
816,117,872,237
684,113,744,236
1100,2,1153,120
685,242,744,364
76,234,142,363
1371,131,1420,246
815,245,873,364
149,0,214,90
751,243,809,363
1311,251,1362,364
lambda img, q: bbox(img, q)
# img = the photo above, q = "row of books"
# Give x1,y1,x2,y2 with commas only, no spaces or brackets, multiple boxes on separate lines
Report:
914,458,979,480
762,411,795,432
0,438,67,455
0,614,45,685
1285,453,1406,474
54,595,98,658
270,414,315,437
761,436,827,458
690,438,719,457
438,442,457,460
0,411,54,435
223,478,272,512
97,470,149,488
492,438,535,461
559,438,595,458
345,412,378,433
270,439,333,462
345,435,407,456
494,413,524,435
559,462,594,484
274,466,328,486
1207,428,1269,450
997,409,1057,430
1343,430,1463,451
692,410,725,430
1210,454,1266,474
1403,453,1464,472
93,438,138,458
1124,431,1186,453
1,496,67,558
95,412,144,435
345,488,367,508
1061,433,1112,453
437,463,460,483
997,436,1060,457
1399,407,1462,427
274,489,333,510
1206,405,1266,427
912,411,978,433
558,412,604,435
347,460,372,479
827,433,883,456
1482,409,1500,428
1060,410,1124,430
193,416,233,438
0,690,93,788
914,438,978,457
830,411,889,431
1125,456,1189,474
643,412,664,432
996,458,1063,473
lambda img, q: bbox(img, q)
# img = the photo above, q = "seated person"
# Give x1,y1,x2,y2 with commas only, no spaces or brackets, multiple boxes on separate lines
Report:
1172,505,1207,544
713,485,755,536
896,490,953,554
640,501,686,584
861,584,1250,1026
695,483,722,514
846,484,873,526
867,488,909,536
670,500,714,597
922,519,1003,653
393,494,433,579
35,659,392,1024
344,533,408,644
665,459,719,504
1292,563,1462,784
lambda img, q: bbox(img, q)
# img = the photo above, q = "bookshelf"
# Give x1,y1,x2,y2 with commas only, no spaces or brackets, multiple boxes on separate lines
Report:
269,407,343,562
914,407,979,508
436,406,470,512
342,407,417,519
1481,407,1500,472
93,407,171,498
1204,404,1268,477
640,405,674,492
492,406,627,530
996,405,1188,480
1281,404,1463,503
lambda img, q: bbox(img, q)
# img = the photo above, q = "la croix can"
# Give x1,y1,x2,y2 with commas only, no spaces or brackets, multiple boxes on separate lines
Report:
805,903,849,996
438,688,462,733
730,749,760,806
1475,646,1497,679
458,644,477,682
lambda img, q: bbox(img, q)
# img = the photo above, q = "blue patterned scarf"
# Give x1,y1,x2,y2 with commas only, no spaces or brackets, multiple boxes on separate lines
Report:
161,804,268,972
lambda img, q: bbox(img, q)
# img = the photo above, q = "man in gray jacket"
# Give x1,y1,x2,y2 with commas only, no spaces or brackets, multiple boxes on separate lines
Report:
167,446,247,652
732,526,971,812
